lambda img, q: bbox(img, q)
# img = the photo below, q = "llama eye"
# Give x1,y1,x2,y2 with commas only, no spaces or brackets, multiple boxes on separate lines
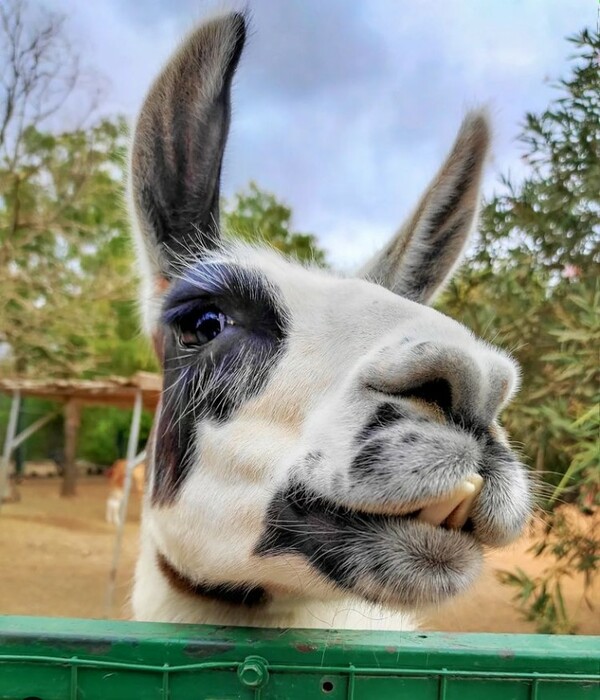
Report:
180,308,230,346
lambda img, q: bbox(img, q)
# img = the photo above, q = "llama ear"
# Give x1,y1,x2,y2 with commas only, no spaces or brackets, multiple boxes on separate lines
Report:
360,111,490,304
129,13,246,280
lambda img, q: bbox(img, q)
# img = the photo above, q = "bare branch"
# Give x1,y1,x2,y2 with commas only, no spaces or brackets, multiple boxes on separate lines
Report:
0,0,88,164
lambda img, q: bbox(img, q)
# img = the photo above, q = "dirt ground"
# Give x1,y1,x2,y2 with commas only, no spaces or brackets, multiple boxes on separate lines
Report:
1,476,598,634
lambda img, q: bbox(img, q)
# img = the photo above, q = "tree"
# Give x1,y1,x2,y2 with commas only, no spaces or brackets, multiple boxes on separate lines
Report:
0,6,328,492
0,0,82,161
0,0,153,380
222,182,327,265
0,119,151,375
476,28,599,273
0,0,154,496
443,27,599,493
440,28,599,633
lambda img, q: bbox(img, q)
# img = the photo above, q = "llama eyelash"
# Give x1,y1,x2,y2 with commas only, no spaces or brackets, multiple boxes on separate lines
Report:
127,11,531,631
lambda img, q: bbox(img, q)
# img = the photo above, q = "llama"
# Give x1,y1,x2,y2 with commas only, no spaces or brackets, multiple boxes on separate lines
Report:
127,12,531,630
105,459,145,526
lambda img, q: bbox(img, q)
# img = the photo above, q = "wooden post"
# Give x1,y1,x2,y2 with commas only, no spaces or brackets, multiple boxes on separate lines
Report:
61,398,80,497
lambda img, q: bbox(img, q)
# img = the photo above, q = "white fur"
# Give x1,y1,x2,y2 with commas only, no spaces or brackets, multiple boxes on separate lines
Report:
127,13,531,631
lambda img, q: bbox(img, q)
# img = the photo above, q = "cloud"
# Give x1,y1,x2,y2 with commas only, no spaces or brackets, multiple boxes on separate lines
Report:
47,0,595,265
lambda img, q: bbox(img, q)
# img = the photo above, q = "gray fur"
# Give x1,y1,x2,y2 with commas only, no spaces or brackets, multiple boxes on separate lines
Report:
360,112,490,303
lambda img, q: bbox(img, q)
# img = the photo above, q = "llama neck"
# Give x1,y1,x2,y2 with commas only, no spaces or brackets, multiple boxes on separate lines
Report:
132,538,416,631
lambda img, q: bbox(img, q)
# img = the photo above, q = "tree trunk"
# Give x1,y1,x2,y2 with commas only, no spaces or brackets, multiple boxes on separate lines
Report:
61,399,80,497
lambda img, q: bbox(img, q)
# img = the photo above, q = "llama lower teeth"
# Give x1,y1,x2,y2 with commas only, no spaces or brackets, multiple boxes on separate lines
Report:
417,474,483,528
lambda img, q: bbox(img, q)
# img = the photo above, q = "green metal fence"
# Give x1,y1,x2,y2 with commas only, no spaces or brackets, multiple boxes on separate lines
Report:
0,616,598,699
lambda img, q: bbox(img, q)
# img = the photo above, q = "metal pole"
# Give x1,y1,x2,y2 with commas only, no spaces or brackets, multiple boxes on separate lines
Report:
119,447,147,530
0,390,21,511
105,389,143,617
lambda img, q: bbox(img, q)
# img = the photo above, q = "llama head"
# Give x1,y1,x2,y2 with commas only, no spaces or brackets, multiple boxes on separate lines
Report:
129,12,531,621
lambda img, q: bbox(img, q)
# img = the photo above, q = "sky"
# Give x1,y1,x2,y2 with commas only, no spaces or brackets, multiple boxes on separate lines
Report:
45,0,596,268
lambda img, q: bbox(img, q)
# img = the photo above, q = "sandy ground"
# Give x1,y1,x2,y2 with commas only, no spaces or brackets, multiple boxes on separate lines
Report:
1,476,598,634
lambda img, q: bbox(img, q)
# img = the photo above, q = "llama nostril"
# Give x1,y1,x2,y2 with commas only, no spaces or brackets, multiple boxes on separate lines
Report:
363,342,485,420
397,377,453,415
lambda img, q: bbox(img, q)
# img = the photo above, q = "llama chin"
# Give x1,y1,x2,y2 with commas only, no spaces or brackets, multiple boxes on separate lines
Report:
127,11,531,630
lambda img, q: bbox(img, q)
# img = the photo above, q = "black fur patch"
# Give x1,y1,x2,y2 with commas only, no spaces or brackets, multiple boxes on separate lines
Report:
132,13,246,277
152,264,287,505
255,485,367,589
350,440,384,475
256,484,431,592
157,552,269,608
357,402,408,443
477,429,515,477
403,211,471,301
427,155,475,234
448,414,488,441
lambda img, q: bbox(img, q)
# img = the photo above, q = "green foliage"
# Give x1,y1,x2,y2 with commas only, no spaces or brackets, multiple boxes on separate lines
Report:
498,509,598,635
0,396,152,468
475,27,599,272
0,117,156,378
442,27,599,495
78,406,153,466
222,182,327,265
441,272,598,494
441,28,599,633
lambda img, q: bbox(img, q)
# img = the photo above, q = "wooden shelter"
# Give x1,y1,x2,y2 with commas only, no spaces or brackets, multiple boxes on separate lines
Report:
0,371,162,615
0,371,161,500
0,371,161,409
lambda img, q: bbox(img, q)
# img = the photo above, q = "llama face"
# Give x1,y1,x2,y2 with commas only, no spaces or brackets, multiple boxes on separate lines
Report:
129,13,531,621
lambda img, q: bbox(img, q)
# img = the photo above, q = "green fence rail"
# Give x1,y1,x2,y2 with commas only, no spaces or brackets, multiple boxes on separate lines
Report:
0,616,598,699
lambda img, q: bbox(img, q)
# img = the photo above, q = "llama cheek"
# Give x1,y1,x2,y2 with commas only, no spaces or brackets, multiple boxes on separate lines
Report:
150,499,258,575
200,415,299,485
243,370,310,428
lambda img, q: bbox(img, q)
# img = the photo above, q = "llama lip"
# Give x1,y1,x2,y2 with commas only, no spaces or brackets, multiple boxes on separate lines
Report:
417,474,483,529
338,471,485,522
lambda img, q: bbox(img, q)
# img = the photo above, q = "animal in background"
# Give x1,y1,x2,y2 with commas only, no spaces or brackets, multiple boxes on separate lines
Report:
105,459,145,526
